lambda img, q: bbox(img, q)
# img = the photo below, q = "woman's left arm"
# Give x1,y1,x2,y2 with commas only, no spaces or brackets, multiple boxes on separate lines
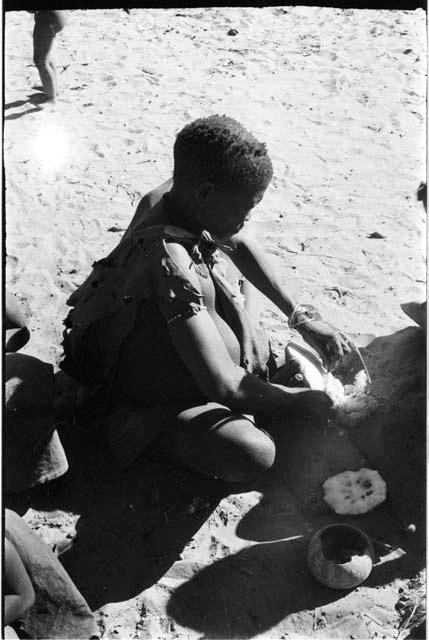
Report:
223,228,349,368
223,226,296,315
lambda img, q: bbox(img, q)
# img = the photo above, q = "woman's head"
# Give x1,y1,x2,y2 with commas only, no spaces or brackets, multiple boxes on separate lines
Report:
174,115,273,192
172,115,273,239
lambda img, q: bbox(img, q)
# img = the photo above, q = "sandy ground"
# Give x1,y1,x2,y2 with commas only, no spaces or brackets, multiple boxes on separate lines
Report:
4,6,427,640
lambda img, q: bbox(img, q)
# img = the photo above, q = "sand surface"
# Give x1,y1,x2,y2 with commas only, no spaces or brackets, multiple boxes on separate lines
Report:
4,6,427,640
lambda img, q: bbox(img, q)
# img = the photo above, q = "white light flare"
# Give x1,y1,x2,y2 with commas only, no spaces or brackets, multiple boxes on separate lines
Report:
31,118,71,176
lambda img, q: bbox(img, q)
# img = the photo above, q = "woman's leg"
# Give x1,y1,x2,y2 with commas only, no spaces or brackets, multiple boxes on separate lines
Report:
106,404,175,468
172,402,276,483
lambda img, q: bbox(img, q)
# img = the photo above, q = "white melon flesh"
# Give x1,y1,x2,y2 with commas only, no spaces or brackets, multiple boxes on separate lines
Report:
323,468,387,515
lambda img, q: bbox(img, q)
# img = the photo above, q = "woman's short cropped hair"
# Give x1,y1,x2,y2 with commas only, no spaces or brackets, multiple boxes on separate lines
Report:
173,115,273,191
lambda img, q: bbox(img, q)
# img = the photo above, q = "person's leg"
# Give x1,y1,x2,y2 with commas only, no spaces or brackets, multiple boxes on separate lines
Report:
105,404,175,468
5,353,69,493
5,292,30,353
172,402,276,483
33,13,57,102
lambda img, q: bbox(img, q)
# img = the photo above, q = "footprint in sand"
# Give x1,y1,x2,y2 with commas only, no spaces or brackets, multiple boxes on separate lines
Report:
356,92,371,106
318,49,338,62
370,25,385,37
410,110,424,124
328,74,349,94
92,144,105,159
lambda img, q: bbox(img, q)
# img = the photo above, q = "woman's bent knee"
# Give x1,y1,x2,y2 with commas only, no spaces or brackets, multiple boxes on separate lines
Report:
174,404,276,483
221,428,276,483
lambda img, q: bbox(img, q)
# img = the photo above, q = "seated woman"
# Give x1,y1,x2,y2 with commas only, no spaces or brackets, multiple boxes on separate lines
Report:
61,115,349,482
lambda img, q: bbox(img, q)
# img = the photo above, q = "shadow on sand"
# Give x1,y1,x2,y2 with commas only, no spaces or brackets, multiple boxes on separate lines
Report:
4,93,49,120
5,420,229,610
166,531,421,640
167,537,344,638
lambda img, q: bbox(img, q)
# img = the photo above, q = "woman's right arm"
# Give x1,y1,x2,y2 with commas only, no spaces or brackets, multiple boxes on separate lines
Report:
156,240,332,418
169,310,332,418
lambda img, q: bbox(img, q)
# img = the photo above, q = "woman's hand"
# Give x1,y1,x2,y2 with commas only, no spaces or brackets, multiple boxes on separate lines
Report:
272,385,333,419
287,304,350,370
297,320,350,370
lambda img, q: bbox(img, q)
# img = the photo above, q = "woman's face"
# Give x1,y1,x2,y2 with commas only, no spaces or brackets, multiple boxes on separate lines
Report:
196,184,266,241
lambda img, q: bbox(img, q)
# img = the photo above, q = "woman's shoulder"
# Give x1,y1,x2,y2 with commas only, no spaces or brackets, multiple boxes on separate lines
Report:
123,179,173,239
161,235,194,264
149,233,201,290
132,224,196,261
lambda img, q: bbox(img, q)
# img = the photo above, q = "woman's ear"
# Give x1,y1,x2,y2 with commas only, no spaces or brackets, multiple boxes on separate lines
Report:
195,182,215,206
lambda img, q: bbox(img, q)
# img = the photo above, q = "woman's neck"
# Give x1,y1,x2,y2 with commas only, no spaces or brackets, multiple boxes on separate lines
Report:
164,188,203,236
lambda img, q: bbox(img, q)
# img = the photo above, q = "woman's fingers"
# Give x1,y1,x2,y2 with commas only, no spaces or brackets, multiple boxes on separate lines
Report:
304,390,333,417
325,335,343,370
333,334,344,359
299,322,350,369
288,389,333,418
339,332,353,353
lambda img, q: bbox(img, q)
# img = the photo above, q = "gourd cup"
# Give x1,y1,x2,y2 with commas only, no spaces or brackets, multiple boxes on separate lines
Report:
307,523,375,590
